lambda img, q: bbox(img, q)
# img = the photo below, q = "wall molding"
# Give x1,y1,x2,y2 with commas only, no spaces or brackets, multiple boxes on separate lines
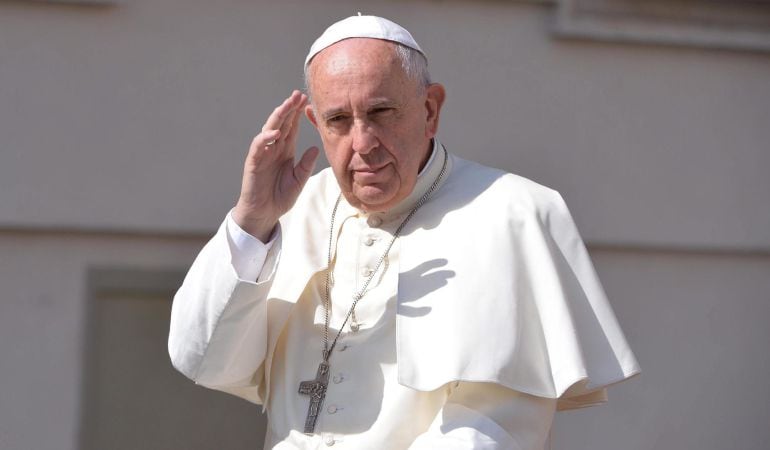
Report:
551,0,770,52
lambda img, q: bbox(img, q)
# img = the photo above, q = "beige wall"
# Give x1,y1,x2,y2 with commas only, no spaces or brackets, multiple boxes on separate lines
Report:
2,0,768,250
1,1,768,449
552,248,770,449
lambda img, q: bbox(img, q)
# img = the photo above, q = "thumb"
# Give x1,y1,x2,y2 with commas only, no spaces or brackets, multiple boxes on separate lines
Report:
293,146,320,188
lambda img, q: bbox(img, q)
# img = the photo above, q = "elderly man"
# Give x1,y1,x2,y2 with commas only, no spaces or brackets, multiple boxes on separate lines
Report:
169,15,639,449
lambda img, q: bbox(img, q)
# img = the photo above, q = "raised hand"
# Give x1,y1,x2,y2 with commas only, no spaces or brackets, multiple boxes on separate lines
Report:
232,90,320,241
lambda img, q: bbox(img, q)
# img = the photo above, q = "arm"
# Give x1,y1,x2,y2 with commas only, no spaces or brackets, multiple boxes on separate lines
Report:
167,216,279,403
168,90,318,403
409,382,557,450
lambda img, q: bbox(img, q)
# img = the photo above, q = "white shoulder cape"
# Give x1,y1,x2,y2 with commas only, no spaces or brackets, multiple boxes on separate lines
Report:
261,153,640,410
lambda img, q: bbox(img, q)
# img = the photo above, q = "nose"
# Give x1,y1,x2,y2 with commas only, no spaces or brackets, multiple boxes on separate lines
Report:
351,120,378,155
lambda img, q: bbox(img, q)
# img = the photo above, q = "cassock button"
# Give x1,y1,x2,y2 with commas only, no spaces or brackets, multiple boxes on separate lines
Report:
367,215,383,227
327,404,338,414
364,237,375,246
333,374,344,384
324,435,335,446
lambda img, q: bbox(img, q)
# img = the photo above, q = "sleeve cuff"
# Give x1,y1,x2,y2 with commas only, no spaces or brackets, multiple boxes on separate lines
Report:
225,211,277,282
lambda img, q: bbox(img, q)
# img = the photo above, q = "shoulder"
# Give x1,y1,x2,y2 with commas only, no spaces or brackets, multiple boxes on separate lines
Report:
442,154,567,223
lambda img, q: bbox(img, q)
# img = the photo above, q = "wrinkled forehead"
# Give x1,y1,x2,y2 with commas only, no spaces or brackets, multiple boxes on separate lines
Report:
308,38,400,79
306,39,418,108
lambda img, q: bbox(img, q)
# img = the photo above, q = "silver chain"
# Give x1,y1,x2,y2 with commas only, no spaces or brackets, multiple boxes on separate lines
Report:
322,146,449,361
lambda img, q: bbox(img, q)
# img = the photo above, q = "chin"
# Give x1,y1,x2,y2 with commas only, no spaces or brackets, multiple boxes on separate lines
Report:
350,186,399,212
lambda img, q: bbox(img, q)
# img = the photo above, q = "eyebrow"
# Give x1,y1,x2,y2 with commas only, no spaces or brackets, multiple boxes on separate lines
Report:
320,99,399,121
367,98,400,111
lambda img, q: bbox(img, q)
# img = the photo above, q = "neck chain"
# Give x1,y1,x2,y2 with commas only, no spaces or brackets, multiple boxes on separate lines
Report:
297,145,448,435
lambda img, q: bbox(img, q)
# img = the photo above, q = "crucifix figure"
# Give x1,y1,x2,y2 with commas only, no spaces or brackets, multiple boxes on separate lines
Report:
298,361,330,434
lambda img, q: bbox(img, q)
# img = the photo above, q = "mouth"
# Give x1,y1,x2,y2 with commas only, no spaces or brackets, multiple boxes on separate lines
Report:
351,163,391,181
354,168,382,175
352,163,388,174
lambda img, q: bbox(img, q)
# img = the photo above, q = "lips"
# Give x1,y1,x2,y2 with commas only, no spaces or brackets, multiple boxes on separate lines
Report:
354,167,382,174
352,163,388,174
352,164,390,181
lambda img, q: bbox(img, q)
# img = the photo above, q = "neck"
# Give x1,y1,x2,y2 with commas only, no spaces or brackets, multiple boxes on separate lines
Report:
416,139,434,174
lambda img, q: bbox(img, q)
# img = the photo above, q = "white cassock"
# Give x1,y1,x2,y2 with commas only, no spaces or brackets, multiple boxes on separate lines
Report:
168,139,640,449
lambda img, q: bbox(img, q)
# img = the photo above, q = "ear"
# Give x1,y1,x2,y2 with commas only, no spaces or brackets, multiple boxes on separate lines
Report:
305,104,319,129
424,83,446,139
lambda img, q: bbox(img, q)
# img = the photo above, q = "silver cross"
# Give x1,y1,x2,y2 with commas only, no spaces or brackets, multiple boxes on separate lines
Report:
298,361,330,434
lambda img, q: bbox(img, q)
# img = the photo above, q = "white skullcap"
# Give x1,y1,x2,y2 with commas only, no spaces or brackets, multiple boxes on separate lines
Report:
305,14,425,67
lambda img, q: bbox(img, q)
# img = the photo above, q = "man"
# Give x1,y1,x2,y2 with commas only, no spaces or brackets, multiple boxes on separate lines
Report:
169,15,639,449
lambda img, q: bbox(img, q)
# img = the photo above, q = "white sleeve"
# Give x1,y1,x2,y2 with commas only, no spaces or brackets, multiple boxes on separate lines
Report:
225,210,277,282
168,215,281,405
408,382,557,450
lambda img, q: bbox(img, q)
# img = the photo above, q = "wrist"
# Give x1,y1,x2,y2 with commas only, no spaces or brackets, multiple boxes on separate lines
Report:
231,206,277,242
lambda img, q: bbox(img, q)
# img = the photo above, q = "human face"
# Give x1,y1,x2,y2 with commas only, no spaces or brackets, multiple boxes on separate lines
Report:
305,38,445,212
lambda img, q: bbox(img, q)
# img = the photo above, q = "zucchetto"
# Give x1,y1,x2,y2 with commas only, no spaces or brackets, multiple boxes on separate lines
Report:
305,14,425,67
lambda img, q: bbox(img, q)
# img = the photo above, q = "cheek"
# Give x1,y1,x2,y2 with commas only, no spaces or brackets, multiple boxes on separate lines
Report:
322,140,353,181
324,149,344,172
395,138,422,170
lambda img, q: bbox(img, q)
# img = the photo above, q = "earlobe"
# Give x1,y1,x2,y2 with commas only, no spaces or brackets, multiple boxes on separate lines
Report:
424,83,446,138
305,104,319,129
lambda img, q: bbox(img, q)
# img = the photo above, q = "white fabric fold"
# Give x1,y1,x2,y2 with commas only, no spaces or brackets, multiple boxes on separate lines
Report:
169,142,640,448
263,147,639,409
168,219,281,404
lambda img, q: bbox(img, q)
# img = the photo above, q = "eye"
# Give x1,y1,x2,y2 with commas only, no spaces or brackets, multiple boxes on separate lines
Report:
326,114,349,126
371,107,393,115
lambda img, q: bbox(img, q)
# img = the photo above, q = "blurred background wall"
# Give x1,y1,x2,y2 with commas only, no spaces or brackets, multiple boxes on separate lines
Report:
1,0,768,449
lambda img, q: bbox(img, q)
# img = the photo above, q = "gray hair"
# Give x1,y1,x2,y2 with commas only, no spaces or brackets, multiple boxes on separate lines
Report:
304,41,431,99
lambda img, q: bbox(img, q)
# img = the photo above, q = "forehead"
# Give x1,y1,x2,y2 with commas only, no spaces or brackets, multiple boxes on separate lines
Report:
308,38,414,100
312,38,397,71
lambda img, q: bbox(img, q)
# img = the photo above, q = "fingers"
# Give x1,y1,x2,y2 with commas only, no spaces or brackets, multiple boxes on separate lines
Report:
280,94,306,140
247,128,280,159
284,95,305,146
262,90,305,136
247,90,308,170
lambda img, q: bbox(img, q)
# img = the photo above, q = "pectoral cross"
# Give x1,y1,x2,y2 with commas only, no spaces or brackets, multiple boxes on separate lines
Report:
298,361,330,434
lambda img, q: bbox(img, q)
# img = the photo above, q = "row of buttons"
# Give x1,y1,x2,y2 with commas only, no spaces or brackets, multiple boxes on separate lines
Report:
361,232,378,278
327,371,345,417
323,370,347,446
321,213,377,448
